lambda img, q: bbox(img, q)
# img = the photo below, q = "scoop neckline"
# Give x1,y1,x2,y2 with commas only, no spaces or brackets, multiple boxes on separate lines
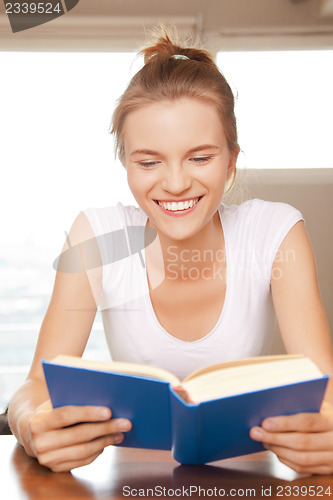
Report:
142,205,231,346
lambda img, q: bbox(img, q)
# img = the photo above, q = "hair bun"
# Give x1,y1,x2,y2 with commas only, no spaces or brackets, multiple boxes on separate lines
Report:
140,27,215,67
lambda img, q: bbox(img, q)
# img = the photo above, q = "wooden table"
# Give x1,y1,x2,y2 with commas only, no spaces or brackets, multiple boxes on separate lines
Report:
2,435,333,499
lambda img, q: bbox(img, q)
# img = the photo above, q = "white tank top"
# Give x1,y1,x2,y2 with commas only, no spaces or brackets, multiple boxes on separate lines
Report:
83,199,303,380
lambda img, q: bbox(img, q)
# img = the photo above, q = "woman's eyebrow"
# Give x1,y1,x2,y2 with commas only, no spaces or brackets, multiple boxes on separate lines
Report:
188,145,220,153
130,149,159,158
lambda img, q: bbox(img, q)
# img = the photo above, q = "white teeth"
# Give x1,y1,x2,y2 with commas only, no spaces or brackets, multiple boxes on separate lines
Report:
157,198,200,211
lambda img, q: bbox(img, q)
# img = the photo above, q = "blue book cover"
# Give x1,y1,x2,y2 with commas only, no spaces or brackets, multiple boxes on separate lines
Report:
42,361,172,450
42,357,329,464
170,378,328,464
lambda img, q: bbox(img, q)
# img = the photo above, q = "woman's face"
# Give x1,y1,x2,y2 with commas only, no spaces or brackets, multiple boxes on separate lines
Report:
123,97,238,242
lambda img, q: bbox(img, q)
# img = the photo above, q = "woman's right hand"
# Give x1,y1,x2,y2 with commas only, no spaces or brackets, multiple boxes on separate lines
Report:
22,400,132,472
8,213,132,473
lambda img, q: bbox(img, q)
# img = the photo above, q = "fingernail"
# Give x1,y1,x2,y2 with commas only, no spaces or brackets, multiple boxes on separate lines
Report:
117,419,131,432
97,408,110,419
263,419,276,431
251,427,264,440
113,433,124,444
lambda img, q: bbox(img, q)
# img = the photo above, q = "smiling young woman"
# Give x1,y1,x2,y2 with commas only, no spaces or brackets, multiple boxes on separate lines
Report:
8,28,333,474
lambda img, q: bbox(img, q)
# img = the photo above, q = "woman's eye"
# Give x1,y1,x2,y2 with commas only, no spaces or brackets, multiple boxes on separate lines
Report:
190,156,213,164
137,161,159,168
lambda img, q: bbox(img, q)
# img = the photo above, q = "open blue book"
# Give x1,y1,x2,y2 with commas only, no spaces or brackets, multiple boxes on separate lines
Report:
42,354,328,465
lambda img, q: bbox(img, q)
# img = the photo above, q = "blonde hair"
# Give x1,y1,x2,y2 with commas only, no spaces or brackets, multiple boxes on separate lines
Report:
110,27,239,186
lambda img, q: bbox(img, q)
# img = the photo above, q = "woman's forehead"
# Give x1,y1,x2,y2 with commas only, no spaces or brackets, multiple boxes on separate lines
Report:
123,98,226,151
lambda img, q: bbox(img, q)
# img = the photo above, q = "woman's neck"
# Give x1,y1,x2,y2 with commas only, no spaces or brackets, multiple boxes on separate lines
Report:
146,211,225,280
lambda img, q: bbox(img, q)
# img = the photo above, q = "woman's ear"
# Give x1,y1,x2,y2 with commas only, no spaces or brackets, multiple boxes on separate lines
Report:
226,147,240,181
119,143,128,169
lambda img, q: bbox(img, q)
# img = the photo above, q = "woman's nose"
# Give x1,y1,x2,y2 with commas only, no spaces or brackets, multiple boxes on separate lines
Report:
160,164,191,194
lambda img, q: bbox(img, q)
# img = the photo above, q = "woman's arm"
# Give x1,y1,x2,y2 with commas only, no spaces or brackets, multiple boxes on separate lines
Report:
250,220,333,474
8,212,132,471
271,220,333,387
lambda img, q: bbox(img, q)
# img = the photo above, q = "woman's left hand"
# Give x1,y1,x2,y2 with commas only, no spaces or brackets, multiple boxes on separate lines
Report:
249,401,333,475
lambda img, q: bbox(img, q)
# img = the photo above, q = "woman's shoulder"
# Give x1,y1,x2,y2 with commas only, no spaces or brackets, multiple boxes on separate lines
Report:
83,202,146,220
82,203,147,235
220,198,303,224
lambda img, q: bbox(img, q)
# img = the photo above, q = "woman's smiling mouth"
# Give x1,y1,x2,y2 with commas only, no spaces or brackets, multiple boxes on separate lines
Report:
154,196,203,214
